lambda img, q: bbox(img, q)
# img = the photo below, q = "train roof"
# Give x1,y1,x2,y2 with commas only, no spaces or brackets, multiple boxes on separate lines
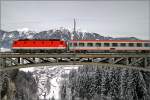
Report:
14,39,61,41
13,39,150,42
70,40,150,42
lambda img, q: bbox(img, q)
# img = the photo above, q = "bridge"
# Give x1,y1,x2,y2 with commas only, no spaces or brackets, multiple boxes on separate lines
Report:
0,52,150,72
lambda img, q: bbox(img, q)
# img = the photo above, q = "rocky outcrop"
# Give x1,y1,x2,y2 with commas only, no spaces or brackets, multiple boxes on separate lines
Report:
0,70,18,100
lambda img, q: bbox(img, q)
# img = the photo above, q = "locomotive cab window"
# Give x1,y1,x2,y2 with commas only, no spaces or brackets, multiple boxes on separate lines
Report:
128,43,134,47
137,43,142,47
79,43,85,47
104,43,110,47
95,43,101,47
87,43,93,47
112,43,118,47
144,43,150,47
14,41,17,44
120,43,126,47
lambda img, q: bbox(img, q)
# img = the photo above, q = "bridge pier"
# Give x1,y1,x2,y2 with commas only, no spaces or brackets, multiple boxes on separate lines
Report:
0,72,2,100
0,58,6,69
21,58,24,64
17,57,20,64
126,57,129,65
144,57,148,68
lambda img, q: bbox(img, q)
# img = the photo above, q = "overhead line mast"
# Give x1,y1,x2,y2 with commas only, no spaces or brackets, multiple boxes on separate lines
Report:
74,18,76,37
72,19,76,63
71,18,76,40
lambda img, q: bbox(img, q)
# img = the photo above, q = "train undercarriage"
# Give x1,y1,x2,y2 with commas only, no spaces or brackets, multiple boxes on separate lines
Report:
12,49,67,53
12,49,150,53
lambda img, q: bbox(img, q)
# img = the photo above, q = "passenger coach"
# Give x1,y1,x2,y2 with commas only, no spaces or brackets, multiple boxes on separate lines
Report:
69,40,150,53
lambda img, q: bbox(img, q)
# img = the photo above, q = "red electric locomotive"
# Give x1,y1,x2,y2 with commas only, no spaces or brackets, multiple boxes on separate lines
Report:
12,39,67,53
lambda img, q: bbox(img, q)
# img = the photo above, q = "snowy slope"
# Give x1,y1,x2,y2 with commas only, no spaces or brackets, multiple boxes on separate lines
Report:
20,65,80,100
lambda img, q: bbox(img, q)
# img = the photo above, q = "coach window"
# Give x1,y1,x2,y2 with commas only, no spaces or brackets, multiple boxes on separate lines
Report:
79,43,85,47
87,43,93,47
148,43,150,47
129,43,134,47
104,43,110,47
137,43,142,47
144,43,150,47
112,43,118,47
69,43,72,47
73,43,77,47
120,43,126,47
96,43,101,47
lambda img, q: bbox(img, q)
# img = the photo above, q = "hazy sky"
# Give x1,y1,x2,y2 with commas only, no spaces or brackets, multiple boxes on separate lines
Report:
1,1,150,39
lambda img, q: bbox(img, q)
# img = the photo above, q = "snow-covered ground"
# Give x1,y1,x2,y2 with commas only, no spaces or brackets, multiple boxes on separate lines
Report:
0,48,11,52
20,65,80,100
17,28,29,33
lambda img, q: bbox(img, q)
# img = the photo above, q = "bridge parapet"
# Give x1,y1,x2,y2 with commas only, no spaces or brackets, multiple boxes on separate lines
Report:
0,53,150,71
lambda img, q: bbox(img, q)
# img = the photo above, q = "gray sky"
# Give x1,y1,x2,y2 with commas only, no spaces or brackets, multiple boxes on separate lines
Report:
1,1,150,39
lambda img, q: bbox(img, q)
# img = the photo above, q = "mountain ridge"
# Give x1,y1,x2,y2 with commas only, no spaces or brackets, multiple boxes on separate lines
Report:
0,28,139,49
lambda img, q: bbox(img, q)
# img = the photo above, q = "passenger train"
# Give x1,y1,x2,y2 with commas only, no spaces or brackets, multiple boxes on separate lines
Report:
12,39,150,53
